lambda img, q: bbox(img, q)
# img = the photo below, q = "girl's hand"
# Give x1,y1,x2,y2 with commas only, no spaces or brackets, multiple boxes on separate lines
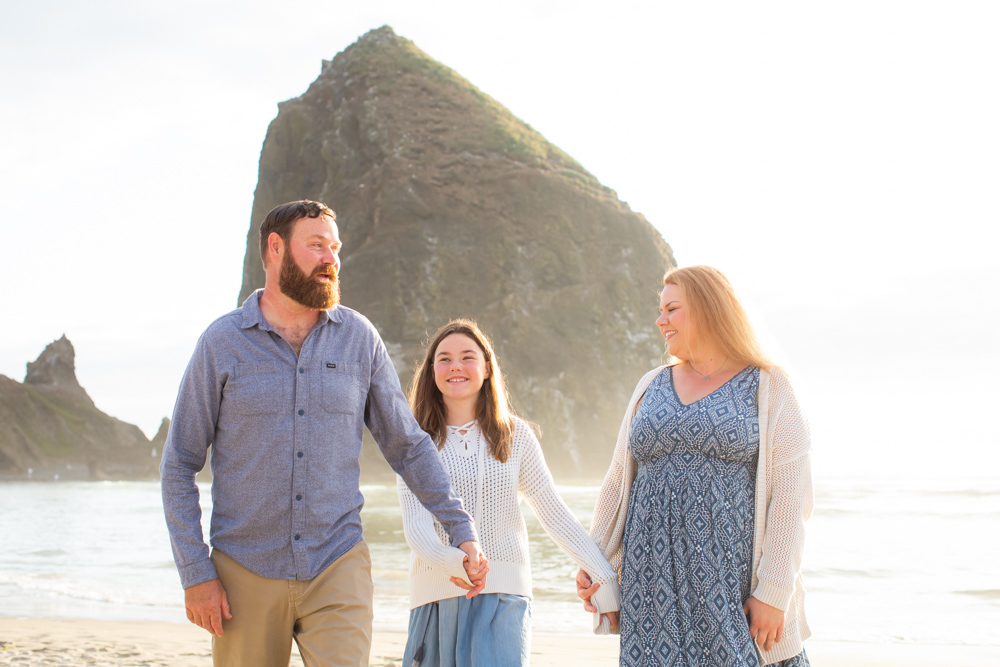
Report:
449,556,490,598
743,596,785,653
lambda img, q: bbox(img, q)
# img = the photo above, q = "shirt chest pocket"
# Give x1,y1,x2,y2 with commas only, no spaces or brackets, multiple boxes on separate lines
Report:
321,361,365,414
227,361,288,416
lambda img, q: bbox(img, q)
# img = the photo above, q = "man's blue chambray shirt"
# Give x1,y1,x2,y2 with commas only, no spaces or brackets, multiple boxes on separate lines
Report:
160,290,476,589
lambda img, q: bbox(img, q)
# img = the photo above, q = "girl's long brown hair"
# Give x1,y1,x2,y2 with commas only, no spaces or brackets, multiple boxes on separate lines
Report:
408,319,516,463
662,265,778,373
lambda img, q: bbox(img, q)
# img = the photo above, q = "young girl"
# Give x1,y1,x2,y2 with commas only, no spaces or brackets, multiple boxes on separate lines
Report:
398,319,619,666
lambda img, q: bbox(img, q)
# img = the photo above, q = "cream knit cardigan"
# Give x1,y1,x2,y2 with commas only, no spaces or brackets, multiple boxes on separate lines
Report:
589,366,813,665
398,417,620,612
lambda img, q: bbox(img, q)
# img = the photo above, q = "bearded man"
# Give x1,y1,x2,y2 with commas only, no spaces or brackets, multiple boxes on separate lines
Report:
160,201,485,667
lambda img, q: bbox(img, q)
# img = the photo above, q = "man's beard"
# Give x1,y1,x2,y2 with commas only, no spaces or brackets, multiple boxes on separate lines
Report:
278,250,340,310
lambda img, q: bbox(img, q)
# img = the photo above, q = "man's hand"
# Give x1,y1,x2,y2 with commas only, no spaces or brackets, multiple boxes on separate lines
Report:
184,578,231,636
458,540,484,578
743,596,785,653
450,541,489,599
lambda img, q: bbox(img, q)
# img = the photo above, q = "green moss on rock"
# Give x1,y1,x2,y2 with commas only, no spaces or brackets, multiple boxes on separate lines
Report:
238,26,676,477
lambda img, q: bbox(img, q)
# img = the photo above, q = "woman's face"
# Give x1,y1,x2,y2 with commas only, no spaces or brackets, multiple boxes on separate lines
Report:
656,284,690,359
433,333,490,404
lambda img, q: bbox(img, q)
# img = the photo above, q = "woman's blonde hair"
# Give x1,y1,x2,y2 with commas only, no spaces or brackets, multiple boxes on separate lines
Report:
408,319,516,463
662,265,775,371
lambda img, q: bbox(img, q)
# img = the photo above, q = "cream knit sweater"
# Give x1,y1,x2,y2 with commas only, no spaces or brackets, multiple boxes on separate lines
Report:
398,417,620,612
589,366,813,665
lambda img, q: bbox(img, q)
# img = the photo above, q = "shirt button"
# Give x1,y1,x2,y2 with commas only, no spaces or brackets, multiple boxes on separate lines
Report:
297,452,303,458
295,494,302,501
297,409,304,416
298,368,304,374
294,534,300,541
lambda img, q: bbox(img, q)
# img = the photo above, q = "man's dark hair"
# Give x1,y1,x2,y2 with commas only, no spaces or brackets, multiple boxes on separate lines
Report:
258,200,336,267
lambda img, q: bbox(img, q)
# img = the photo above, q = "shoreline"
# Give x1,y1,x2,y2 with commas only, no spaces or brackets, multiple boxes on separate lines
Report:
2,617,998,666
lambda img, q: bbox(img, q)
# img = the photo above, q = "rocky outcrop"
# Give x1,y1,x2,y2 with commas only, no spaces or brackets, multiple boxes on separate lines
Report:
24,335,80,389
147,417,212,482
239,27,675,476
0,336,160,480
150,417,170,458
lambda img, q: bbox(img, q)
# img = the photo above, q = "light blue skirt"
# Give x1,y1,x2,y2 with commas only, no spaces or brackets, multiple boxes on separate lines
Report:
402,593,531,667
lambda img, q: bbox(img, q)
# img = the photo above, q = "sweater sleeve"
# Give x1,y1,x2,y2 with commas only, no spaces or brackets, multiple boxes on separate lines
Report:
752,372,814,611
589,367,663,569
588,438,627,570
515,421,621,614
397,475,472,585
588,367,664,634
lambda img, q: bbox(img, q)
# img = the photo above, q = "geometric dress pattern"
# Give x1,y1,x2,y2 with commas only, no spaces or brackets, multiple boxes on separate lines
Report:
620,366,809,667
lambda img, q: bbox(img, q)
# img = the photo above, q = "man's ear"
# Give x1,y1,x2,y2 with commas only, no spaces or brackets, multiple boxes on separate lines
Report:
267,232,284,264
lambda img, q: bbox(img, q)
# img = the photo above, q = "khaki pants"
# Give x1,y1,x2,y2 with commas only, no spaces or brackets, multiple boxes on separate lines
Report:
210,541,374,667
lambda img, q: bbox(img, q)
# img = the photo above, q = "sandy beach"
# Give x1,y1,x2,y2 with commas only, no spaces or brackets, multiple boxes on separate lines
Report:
1,617,998,666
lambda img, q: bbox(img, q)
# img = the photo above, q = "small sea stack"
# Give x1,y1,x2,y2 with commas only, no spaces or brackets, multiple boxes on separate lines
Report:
0,336,160,480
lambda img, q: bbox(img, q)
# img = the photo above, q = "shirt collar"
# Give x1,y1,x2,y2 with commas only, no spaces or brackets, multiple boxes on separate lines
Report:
240,289,342,330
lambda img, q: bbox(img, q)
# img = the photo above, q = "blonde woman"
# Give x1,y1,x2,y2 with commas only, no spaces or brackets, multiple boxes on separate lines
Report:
398,319,619,667
577,266,813,667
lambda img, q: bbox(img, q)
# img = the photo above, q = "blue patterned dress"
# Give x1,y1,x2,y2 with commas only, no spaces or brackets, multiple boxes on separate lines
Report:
620,367,809,667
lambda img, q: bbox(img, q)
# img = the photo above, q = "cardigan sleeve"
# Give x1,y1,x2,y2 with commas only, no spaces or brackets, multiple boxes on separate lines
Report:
515,420,621,614
752,371,813,611
397,475,473,585
587,366,665,634
589,367,664,569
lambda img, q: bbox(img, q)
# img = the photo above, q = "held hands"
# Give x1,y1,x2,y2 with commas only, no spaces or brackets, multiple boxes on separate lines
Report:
743,596,785,653
449,540,490,599
576,569,600,612
184,578,232,636
576,569,619,631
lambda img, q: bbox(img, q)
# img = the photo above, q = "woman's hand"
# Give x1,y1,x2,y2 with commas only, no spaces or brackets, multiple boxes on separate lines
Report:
577,570,619,630
743,596,785,653
576,569,600,612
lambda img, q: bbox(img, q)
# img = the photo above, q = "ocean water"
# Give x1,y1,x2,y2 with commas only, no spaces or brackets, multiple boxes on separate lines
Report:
0,478,997,648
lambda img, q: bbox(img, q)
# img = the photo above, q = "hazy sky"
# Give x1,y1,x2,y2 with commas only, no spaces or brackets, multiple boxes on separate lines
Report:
2,1,997,480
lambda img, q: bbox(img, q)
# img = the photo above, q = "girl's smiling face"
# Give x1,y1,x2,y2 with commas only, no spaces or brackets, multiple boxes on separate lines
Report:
433,333,489,404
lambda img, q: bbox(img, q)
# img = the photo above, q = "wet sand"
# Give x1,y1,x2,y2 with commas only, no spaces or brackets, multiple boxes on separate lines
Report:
1,617,997,666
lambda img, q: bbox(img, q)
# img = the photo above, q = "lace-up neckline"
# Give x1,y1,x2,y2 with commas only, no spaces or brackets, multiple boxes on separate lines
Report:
447,420,479,455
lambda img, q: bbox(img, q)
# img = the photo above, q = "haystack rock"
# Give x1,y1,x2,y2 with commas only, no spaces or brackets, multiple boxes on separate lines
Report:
239,26,675,476
0,336,159,480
